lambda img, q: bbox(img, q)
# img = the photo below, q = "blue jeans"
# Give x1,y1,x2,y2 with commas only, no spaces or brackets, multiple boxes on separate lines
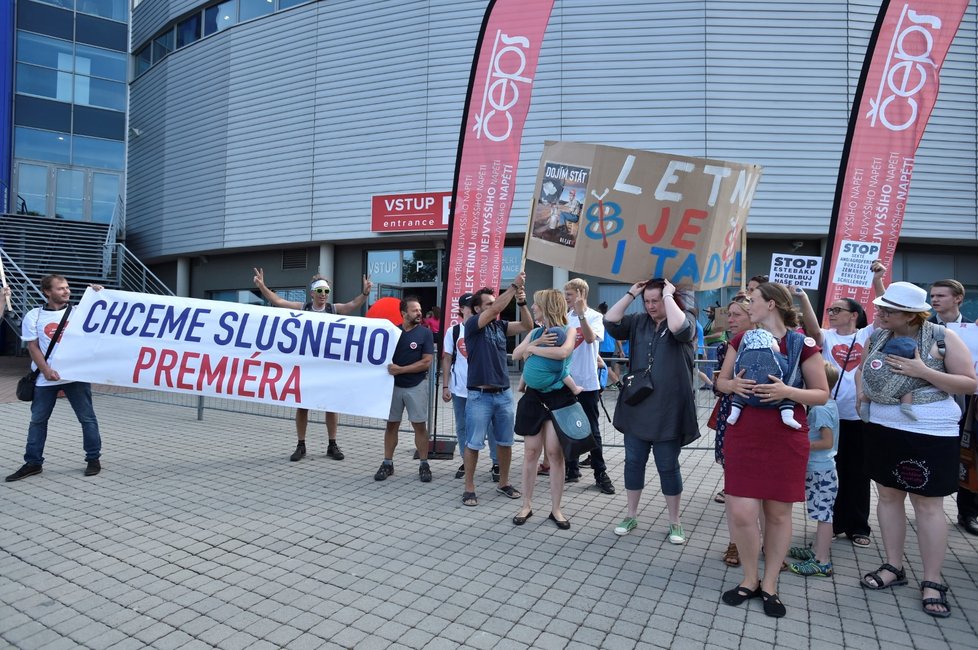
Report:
25,382,101,466
465,389,515,451
623,434,682,496
453,395,497,463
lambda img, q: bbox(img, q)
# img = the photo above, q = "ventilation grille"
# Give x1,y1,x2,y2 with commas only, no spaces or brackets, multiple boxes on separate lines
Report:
282,249,308,270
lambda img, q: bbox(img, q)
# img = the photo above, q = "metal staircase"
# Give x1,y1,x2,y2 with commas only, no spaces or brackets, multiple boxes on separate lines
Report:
1,210,173,341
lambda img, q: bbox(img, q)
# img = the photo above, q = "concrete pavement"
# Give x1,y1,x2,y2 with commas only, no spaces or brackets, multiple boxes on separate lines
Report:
1,380,976,649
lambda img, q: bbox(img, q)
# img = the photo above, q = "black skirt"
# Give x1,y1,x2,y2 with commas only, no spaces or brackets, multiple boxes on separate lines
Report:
515,386,576,436
864,422,959,497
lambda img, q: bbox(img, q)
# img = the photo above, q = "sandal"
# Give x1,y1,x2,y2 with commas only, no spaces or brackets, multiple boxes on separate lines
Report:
714,490,726,504
920,581,951,618
860,563,907,590
462,491,478,507
759,590,786,618
496,484,521,499
722,542,740,567
849,533,871,548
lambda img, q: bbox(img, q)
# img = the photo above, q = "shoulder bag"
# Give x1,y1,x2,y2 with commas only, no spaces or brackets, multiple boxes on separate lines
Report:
620,321,665,406
17,305,72,402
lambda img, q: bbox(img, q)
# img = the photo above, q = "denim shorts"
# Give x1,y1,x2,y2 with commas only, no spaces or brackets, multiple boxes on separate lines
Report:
465,389,515,450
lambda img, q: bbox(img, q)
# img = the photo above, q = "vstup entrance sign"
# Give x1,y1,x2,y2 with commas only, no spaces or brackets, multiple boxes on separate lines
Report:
371,191,452,233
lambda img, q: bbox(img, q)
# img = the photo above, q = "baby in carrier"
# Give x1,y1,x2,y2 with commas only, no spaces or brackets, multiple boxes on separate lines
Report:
518,327,582,394
858,336,918,421
726,328,802,429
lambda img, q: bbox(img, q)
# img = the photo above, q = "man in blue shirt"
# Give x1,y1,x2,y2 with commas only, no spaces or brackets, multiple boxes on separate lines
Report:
461,271,534,506
375,296,435,483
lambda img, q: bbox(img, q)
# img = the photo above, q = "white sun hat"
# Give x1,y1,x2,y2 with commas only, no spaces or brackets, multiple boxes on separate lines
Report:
872,281,931,312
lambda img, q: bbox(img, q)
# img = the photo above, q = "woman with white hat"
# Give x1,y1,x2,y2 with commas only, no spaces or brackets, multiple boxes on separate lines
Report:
856,281,977,618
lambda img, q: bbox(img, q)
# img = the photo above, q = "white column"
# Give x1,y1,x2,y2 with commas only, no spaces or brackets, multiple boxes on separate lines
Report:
552,266,569,290
319,244,335,280
176,257,191,297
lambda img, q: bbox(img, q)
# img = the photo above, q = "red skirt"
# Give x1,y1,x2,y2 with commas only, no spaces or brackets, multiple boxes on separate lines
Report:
723,404,809,502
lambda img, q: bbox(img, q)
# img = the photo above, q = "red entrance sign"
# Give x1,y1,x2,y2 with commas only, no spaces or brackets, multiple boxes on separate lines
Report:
371,192,452,233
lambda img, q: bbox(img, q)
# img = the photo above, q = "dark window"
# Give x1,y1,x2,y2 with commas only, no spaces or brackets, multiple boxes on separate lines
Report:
17,1,74,41
73,105,126,140
176,14,202,48
204,1,237,36
152,30,175,63
75,13,128,52
135,45,152,76
14,95,72,133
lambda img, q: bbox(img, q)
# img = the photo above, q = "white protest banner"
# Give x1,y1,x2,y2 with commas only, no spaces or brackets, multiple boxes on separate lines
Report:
769,253,822,290
946,322,978,395
831,240,880,288
53,289,402,419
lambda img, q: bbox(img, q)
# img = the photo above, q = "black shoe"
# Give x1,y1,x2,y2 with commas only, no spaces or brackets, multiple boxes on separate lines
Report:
419,462,432,483
5,464,42,482
548,512,571,530
454,464,465,479
959,516,978,536
491,464,500,483
84,460,101,477
580,455,592,467
326,442,345,461
565,469,581,483
595,471,615,494
290,442,306,462
374,462,394,481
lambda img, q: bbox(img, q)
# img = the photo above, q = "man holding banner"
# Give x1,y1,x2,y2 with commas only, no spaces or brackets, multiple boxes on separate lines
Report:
6,275,103,482
253,268,372,463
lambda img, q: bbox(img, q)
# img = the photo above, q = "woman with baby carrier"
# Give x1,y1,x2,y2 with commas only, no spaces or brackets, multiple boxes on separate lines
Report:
716,282,829,618
855,282,976,618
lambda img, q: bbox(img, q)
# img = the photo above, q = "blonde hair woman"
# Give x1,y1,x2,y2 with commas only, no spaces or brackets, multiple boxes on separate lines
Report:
512,289,577,529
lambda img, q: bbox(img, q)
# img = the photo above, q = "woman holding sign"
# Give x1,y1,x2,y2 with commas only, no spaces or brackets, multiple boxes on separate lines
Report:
795,262,885,549
604,278,699,544
716,282,829,618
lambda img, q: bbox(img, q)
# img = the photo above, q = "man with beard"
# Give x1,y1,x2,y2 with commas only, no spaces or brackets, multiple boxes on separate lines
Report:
375,296,435,483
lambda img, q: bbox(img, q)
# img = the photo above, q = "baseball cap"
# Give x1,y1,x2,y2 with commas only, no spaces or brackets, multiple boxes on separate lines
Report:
459,293,474,308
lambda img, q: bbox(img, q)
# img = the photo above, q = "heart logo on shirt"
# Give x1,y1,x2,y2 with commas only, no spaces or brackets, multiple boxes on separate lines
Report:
831,342,863,372
574,329,585,348
457,337,468,358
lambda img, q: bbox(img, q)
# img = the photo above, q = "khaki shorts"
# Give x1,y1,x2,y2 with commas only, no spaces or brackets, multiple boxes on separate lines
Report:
389,382,429,423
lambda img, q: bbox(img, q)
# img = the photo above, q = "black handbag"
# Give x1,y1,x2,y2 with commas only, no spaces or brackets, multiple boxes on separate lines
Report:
620,367,654,405
17,305,72,402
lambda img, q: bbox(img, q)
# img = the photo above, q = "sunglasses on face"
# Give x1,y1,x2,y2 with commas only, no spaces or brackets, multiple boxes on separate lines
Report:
313,288,331,295
876,306,901,316
826,307,853,315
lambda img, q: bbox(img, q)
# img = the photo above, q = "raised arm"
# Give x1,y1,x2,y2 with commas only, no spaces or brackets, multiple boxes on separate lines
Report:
335,275,373,315
662,279,686,334
253,267,303,310
793,286,824,347
507,286,534,335
480,271,524,329
606,280,646,323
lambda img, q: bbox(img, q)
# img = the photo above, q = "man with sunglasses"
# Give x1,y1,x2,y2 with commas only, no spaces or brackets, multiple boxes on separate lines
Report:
253,268,373,462
926,279,978,536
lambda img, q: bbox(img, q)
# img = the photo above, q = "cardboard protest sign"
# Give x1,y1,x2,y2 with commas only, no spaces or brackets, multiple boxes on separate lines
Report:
524,141,762,289
831,240,880,288
769,253,823,290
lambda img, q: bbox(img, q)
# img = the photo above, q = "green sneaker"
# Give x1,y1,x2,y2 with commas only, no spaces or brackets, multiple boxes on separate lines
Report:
788,559,833,577
788,545,815,561
614,517,638,536
667,523,686,545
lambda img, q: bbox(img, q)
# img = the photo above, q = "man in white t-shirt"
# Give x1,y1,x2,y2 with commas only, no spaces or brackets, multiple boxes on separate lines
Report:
441,293,500,481
564,279,615,494
6,274,103,482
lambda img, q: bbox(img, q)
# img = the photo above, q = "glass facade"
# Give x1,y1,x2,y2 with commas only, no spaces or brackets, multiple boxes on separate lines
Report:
9,1,127,221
